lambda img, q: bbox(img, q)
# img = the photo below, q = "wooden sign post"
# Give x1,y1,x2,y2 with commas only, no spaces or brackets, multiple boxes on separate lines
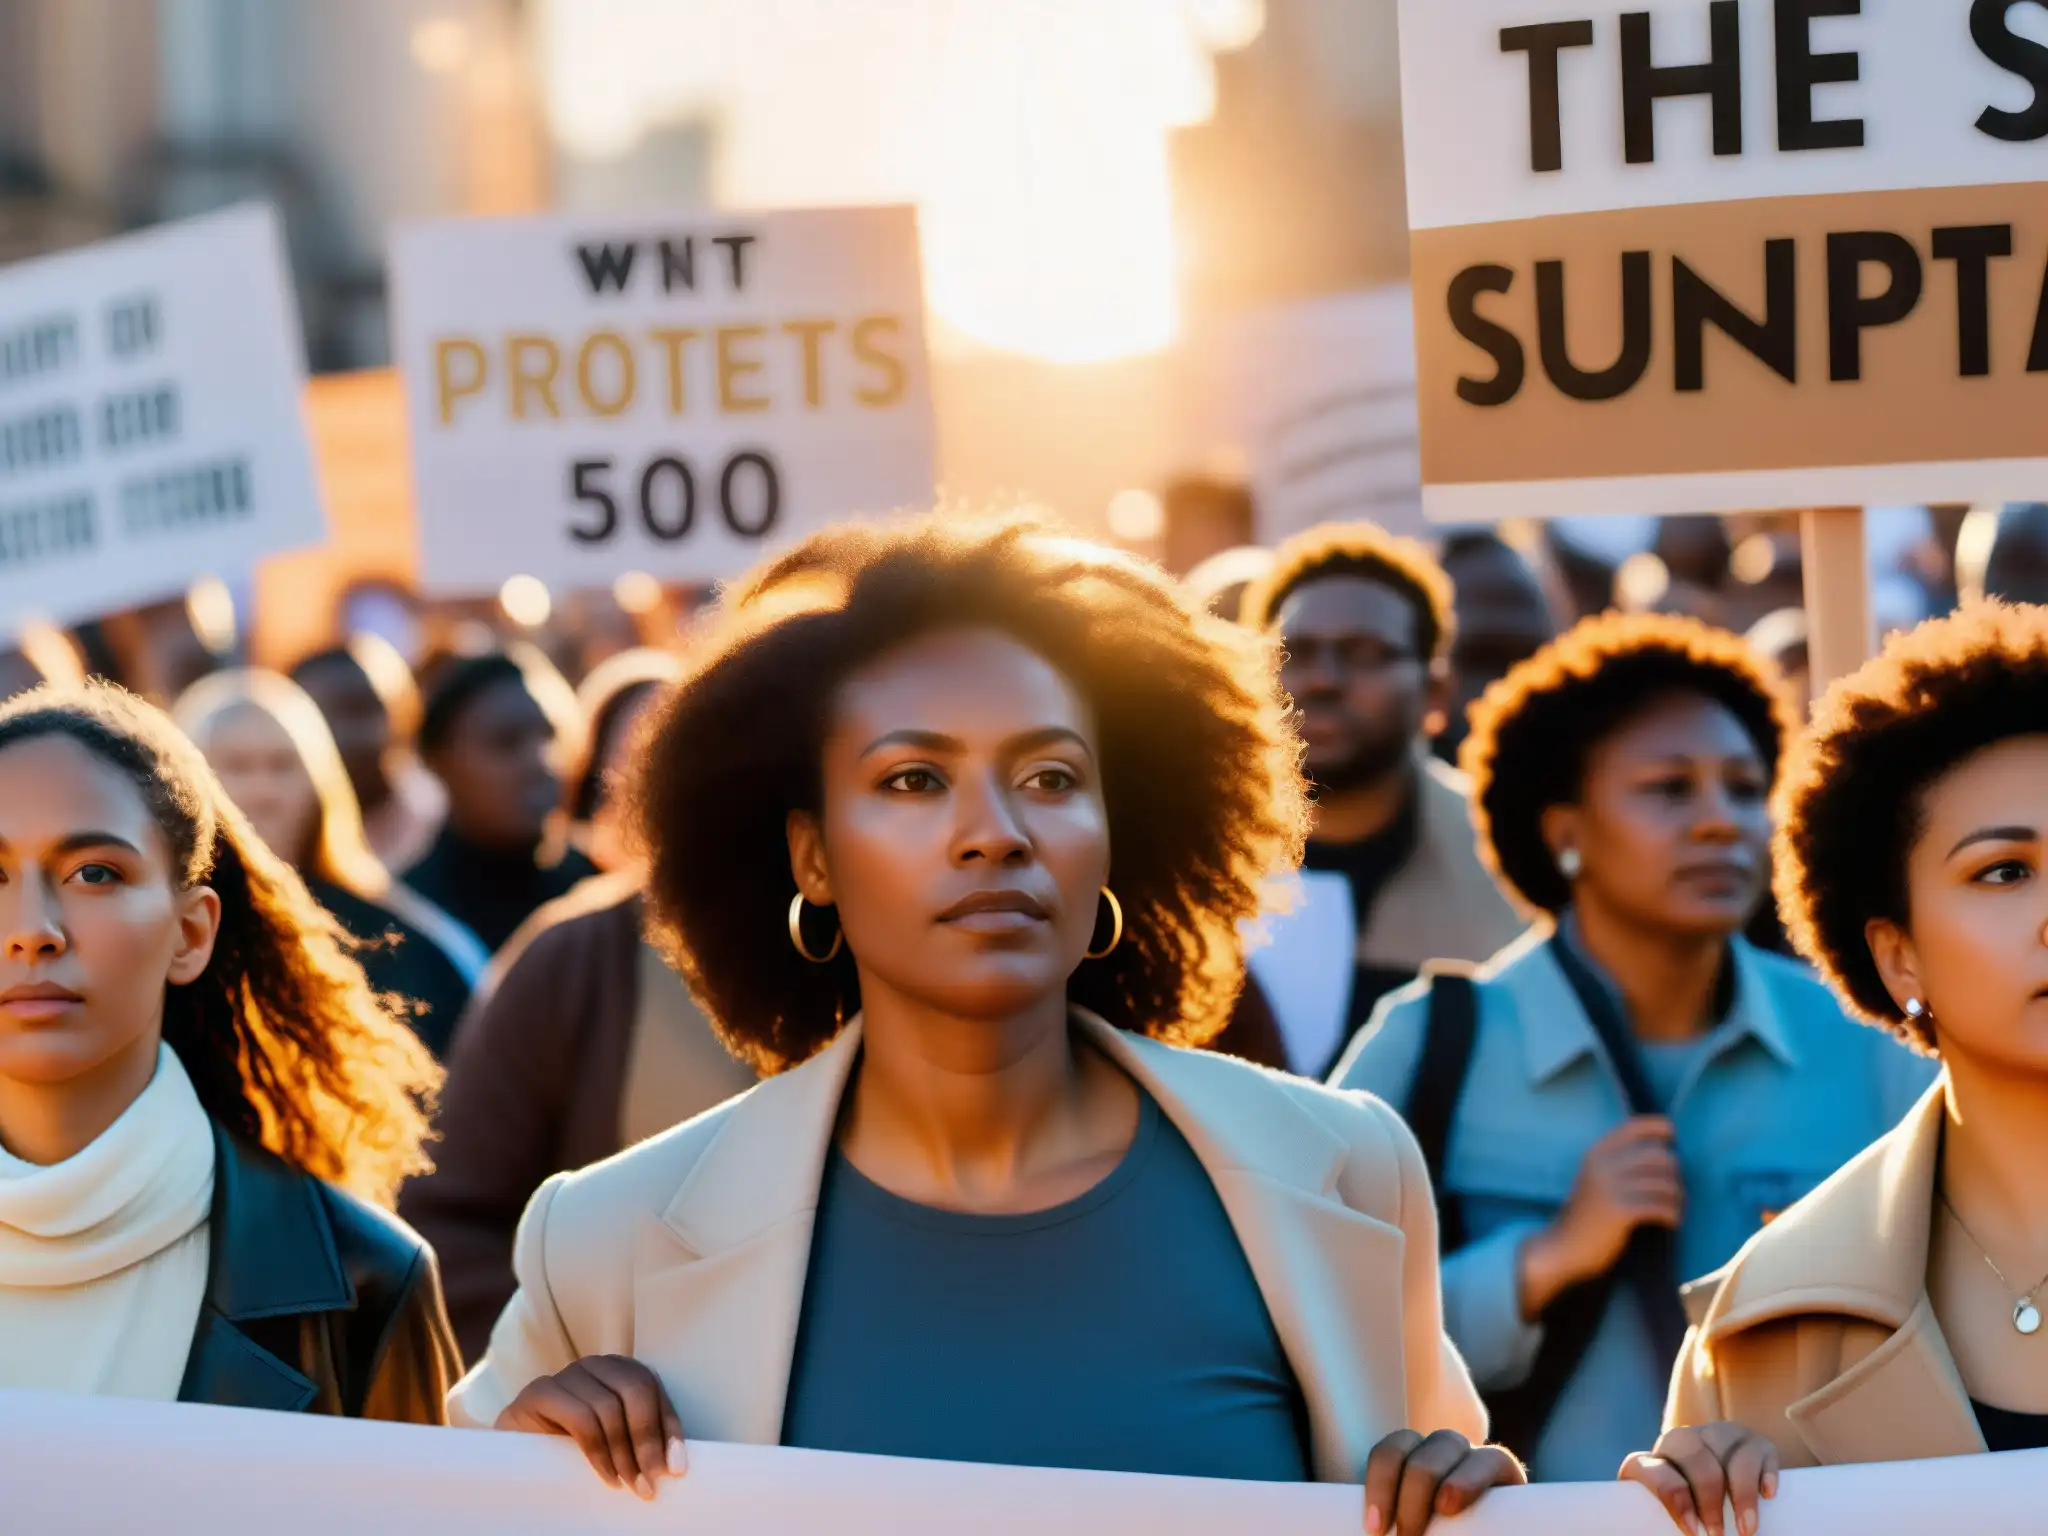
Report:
1800,508,1874,688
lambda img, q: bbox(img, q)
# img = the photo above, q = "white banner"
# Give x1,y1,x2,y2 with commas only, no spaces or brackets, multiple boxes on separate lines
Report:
0,204,325,638
3,1390,2045,1535
389,205,938,595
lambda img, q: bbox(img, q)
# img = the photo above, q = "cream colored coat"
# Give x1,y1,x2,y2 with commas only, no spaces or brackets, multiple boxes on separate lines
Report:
450,1011,1486,1479
1666,1080,1992,1465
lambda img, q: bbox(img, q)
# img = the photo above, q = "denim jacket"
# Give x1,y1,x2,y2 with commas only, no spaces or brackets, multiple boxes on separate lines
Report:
1331,925,1936,1481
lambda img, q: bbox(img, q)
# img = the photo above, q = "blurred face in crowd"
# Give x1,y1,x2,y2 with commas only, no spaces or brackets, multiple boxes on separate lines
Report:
201,705,320,871
1867,735,2048,1076
0,735,217,1114
1441,541,1553,758
787,627,1110,1023
1278,576,1446,796
430,677,563,852
1542,691,1771,940
295,653,390,807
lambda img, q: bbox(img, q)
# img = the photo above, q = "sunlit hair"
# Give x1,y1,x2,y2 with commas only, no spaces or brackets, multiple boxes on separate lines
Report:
627,513,1307,1075
0,682,440,1205
1776,601,2048,1052
172,668,390,902
1462,611,1797,918
1240,521,1457,664
567,648,682,824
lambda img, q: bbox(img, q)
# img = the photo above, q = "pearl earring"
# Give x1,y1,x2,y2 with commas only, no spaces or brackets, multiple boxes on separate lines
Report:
1557,847,1583,880
1905,998,1928,1020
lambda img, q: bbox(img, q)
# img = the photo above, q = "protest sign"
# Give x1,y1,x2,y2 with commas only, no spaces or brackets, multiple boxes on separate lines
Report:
389,205,937,595
1399,0,2048,524
0,204,325,639
1193,288,1426,542
3,1390,2044,1536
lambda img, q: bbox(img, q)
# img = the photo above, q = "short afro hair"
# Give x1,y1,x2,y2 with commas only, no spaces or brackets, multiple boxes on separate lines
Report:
1241,521,1456,665
1462,611,1796,917
1776,601,2048,1052
628,512,1308,1075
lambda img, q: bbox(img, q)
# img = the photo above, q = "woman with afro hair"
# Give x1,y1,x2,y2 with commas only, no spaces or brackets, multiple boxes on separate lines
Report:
1333,612,1932,1488
1626,602,2048,1533
451,514,1522,1535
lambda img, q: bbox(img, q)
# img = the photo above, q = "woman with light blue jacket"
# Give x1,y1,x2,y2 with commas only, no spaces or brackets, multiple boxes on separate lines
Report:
1333,613,1935,1486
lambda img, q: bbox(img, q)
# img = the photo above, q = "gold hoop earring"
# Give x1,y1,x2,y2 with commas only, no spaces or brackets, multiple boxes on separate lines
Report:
1085,887,1124,961
788,894,843,964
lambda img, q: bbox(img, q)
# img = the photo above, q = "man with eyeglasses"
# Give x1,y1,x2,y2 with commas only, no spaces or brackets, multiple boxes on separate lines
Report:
1213,524,1524,1079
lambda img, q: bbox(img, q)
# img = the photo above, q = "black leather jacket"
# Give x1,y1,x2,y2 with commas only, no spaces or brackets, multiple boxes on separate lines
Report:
176,1125,460,1423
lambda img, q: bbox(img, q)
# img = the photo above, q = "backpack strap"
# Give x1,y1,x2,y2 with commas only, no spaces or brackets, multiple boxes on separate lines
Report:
1401,964,1480,1253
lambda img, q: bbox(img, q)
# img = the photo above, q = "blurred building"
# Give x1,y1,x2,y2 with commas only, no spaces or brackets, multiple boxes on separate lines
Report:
1173,0,1407,318
0,0,547,369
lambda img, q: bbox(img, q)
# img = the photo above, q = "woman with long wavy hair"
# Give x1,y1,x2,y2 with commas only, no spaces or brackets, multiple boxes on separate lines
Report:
0,682,457,1418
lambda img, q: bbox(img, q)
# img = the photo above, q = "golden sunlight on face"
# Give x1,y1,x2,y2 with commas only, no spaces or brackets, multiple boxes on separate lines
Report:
1894,735,2048,1077
536,0,1266,362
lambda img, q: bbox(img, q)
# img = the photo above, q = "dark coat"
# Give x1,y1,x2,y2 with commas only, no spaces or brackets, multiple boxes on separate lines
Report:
399,874,756,1362
178,1124,460,1422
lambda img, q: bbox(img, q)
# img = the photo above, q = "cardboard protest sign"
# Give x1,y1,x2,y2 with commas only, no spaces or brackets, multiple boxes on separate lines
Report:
0,204,325,637
1400,0,2048,522
389,205,936,594
4,1390,2046,1535
1194,288,1426,542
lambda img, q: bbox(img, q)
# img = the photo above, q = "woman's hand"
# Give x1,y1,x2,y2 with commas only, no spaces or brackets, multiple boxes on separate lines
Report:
1364,1430,1526,1534
1620,1422,1781,1536
495,1354,688,1500
1519,1116,1683,1318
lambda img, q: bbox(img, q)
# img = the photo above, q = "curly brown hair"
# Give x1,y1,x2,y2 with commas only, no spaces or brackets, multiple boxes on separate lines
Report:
627,513,1308,1075
0,682,441,1205
1775,601,2048,1052
1461,611,1797,917
1240,521,1457,664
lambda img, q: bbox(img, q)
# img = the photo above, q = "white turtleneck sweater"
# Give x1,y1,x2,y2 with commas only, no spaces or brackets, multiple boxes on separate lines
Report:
0,1043,216,1400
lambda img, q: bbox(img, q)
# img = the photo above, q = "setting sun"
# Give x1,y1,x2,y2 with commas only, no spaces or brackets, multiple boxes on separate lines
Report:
536,0,1265,362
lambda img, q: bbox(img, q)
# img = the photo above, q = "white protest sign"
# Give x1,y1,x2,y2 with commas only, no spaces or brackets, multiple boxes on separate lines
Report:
4,1391,2045,1535
1399,0,2048,523
389,205,937,595
0,204,325,638
1196,288,1426,542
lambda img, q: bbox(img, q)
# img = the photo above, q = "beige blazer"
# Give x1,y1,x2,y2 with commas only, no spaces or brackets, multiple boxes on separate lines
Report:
1666,1080,1989,1466
449,1010,1486,1479
1358,756,1526,976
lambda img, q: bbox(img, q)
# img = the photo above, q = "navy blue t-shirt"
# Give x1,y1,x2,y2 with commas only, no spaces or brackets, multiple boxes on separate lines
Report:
780,1089,1312,1481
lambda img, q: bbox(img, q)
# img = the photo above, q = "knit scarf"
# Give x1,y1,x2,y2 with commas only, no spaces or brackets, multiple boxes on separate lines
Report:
0,1044,215,1288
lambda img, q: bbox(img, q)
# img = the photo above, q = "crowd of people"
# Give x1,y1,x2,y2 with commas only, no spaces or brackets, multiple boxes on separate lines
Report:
4,498,2048,1536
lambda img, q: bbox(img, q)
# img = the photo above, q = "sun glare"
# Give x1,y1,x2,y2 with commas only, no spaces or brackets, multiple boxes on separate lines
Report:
537,0,1264,363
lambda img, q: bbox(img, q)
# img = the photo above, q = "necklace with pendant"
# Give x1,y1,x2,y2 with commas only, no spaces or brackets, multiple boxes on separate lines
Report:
1940,1192,2048,1335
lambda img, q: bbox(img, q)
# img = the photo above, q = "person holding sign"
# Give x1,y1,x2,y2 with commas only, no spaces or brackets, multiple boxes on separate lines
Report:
1626,604,2048,1533
450,515,1521,1533
0,682,456,1418
1333,615,1932,1485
